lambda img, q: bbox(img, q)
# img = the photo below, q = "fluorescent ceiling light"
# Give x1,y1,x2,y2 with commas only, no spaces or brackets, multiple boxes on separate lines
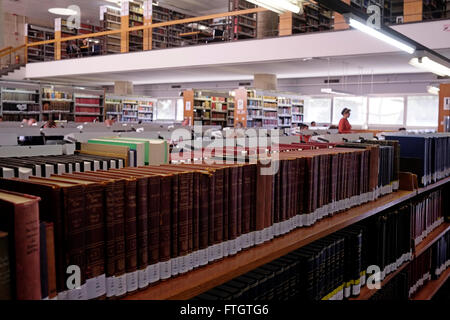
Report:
409,57,450,77
245,0,301,14
48,8,77,16
321,88,351,96
348,18,415,54
427,85,440,95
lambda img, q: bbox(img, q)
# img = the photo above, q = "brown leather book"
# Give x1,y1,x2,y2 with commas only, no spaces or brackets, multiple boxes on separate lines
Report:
82,171,137,294
242,164,254,244
46,175,106,300
0,178,66,294
0,231,11,300
44,223,57,300
0,190,41,300
28,177,87,299
63,172,126,297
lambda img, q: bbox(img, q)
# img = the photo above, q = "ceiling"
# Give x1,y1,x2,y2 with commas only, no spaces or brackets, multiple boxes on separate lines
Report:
34,49,450,86
2,0,229,25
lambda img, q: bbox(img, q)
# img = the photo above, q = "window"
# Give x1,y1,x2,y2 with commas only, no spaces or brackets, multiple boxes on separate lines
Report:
369,97,404,126
155,99,176,120
304,98,332,125
332,96,367,125
407,96,439,127
176,98,184,121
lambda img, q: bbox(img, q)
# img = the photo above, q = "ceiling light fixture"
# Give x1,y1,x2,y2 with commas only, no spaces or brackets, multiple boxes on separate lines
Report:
320,88,351,96
347,17,415,54
48,8,77,16
245,0,301,14
427,85,440,95
409,56,450,77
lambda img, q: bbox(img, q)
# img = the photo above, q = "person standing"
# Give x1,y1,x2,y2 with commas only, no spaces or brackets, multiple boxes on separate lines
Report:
338,108,352,134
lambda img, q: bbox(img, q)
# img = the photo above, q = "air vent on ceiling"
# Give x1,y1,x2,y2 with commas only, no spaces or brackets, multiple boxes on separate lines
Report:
238,82,252,86
171,85,182,89
324,79,340,84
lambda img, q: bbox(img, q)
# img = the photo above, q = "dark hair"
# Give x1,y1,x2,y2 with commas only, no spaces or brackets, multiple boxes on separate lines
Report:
399,127,407,131
341,108,351,116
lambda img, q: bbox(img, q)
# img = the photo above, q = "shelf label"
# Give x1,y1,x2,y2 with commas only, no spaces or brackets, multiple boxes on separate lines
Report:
444,97,450,111
185,101,191,111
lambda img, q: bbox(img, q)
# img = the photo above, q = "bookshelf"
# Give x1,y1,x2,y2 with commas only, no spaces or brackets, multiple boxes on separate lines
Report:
291,3,333,35
124,190,417,300
101,6,122,54
105,95,156,123
0,86,41,122
184,90,234,127
123,176,450,301
26,25,55,63
74,93,104,123
229,0,258,40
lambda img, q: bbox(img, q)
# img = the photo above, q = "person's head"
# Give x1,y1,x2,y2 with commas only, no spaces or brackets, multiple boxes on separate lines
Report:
310,121,316,127
399,127,407,131
341,108,351,119
28,118,37,126
299,123,309,130
0,115,3,122
236,121,243,129
83,39,88,45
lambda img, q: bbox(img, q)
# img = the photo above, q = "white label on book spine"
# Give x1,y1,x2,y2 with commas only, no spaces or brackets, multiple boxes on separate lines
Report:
188,253,194,271
138,269,149,289
68,283,88,300
115,274,127,297
199,248,208,266
249,232,256,247
344,286,351,298
179,255,188,274
255,230,263,245
87,274,106,299
160,261,171,280
208,245,215,262
171,257,180,276
352,283,361,296
336,289,344,301
217,242,224,259
230,238,238,255
152,262,161,283
126,271,138,293
106,276,115,298
57,290,68,301
223,241,229,257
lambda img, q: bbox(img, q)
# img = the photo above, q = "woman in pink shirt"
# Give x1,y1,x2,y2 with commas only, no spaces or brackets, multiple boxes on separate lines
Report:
338,108,352,134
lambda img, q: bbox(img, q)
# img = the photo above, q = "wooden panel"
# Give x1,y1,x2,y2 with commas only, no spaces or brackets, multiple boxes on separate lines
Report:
438,84,450,132
234,88,248,128
404,0,423,23
24,36,28,64
334,0,350,30
143,17,152,51
55,31,61,61
279,12,293,36
123,190,416,300
183,90,194,125
121,15,129,53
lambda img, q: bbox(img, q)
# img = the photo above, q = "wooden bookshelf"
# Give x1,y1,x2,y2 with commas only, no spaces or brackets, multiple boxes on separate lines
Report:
351,222,450,300
417,176,450,195
411,266,450,300
124,190,416,300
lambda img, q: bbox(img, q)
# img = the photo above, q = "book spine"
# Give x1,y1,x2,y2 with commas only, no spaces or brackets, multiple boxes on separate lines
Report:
103,182,116,298
113,181,126,297
84,184,106,299
0,233,11,300
192,173,200,266
171,174,179,275
136,178,149,289
178,173,189,270
148,176,161,268
40,222,49,299
15,198,42,300
199,174,210,265
236,166,243,248
45,223,58,300
222,168,230,252
159,176,172,279
124,180,138,293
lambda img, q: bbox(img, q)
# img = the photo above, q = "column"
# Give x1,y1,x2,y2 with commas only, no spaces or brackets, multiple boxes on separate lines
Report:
254,74,278,91
114,81,134,95
234,88,248,128
279,12,293,36
183,89,194,126
257,10,279,38
55,18,62,60
404,0,423,23
143,0,153,51
24,23,28,64
438,84,450,132
334,0,350,30
121,0,130,53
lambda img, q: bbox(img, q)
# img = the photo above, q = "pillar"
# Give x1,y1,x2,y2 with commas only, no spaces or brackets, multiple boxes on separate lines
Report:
334,0,350,30
279,12,293,37
55,18,62,60
404,0,423,23
257,10,279,38
143,0,153,51
121,0,130,53
438,84,450,132
254,74,278,91
114,81,134,95
234,87,248,128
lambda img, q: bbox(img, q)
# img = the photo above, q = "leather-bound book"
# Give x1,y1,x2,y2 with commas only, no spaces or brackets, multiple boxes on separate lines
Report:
0,231,11,300
40,222,49,299
0,190,41,300
46,175,107,300
0,179,67,294
85,170,138,294
255,163,266,245
242,164,254,245
236,165,243,247
44,223,57,300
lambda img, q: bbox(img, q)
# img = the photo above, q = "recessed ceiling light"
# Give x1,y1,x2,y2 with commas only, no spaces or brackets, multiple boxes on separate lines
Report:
48,8,78,16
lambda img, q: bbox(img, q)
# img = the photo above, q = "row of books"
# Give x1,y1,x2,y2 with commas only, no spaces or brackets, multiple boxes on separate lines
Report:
195,187,449,301
412,189,445,246
0,154,126,179
0,143,396,300
386,134,450,187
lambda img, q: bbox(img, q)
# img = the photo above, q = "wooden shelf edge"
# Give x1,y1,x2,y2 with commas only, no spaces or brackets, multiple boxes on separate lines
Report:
417,176,450,195
124,190,416,300
353,222,450,300
415,223,450,258
411,267,450,300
